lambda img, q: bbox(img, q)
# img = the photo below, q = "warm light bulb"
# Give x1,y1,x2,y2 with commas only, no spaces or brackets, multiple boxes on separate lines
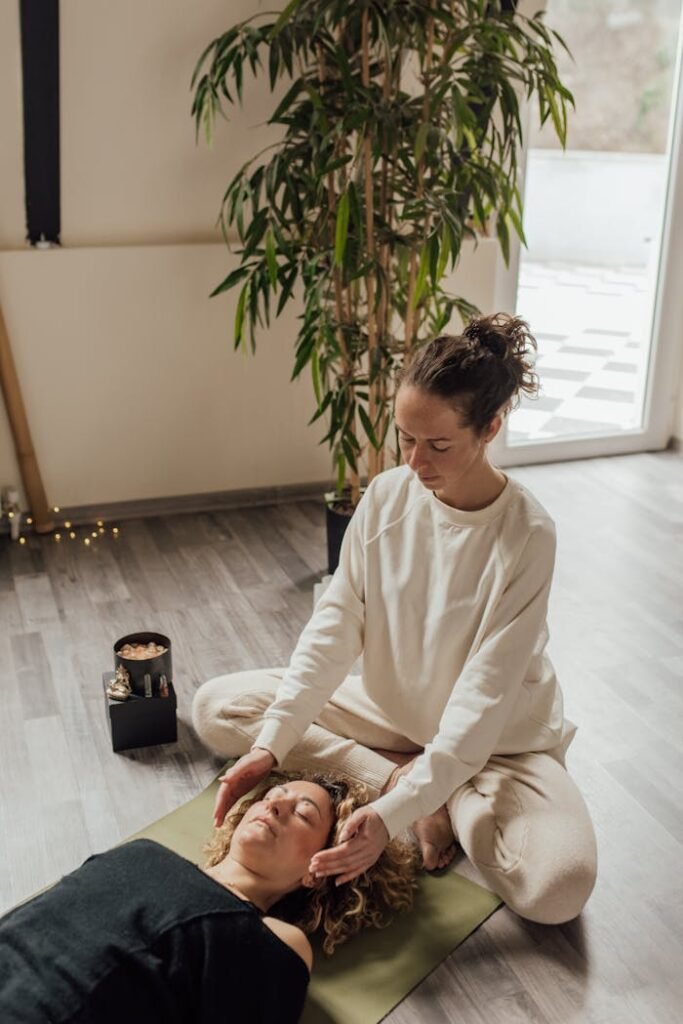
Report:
84,538,91,546
98,527,105,534
8,511,14,518
97,520,104,527
112,527,119,535
69,531,76,539
53,506,60,513
19,537,26,545
64,520,71,529
26,517,33,525
91,531,98,538
55,533,62,541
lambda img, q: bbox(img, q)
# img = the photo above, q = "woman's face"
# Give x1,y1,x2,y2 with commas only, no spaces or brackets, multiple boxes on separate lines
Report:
394,385,499,490
232,781,336,889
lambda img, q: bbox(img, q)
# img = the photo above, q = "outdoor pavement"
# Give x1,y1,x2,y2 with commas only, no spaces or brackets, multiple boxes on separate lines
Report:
509,259,654,444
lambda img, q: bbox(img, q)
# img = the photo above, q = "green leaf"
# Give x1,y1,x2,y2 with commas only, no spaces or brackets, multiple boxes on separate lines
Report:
412,245,430,310
508,207,527,247
545,85,567,147
268,39,280,91
291,331,315,381
334,190,350,267
414,123,430,164
270,78,304,124
265,228,278,287
311,347,322,406
234,280,250,350
276,264,298,316
270,0,300,38
209,264,251,298
436,225,451,280
341,435,358,473
496,214,510,266
428,232,439,289
357,404,379,450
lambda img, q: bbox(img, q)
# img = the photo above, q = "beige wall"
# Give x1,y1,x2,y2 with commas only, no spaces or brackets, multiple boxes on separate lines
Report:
0,1,507,510
1,2,681,512
0,240,501,510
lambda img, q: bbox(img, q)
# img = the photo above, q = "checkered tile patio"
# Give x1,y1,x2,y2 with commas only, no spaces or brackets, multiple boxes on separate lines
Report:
509,260,653,444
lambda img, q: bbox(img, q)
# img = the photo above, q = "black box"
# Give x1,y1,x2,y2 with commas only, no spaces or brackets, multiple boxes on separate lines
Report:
103,672,177,752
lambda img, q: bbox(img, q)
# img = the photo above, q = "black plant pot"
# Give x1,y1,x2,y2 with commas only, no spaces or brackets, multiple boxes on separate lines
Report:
325,502,352,575
325,484,367,574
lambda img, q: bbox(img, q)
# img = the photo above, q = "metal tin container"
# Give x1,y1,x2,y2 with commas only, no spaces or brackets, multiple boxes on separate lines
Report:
113,631,172,697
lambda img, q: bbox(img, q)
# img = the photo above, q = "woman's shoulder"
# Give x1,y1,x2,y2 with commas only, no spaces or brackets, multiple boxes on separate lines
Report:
261,916,313,973
362,465,421,518
507,476,555,531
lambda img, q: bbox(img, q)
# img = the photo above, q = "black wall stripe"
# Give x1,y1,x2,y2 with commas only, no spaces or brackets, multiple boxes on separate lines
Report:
19,0,61,246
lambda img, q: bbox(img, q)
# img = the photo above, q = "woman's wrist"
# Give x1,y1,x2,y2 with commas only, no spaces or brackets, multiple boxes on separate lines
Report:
250,745,277,766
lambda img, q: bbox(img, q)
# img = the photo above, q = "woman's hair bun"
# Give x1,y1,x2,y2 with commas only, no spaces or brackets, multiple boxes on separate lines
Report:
463,318,506,357
396,311,539,437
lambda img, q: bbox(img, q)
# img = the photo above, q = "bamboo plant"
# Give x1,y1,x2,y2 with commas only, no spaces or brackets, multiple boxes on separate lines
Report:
191,0,572,511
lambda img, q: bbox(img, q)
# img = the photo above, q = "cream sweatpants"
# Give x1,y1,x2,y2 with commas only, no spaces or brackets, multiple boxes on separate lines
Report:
191,667,598,926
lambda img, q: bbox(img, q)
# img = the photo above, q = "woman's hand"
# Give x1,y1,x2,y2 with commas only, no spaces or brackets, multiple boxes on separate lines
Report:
213,747,276,828
308,805,389,886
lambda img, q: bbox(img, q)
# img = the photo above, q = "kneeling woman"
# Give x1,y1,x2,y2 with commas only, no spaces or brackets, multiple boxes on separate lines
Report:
0,772,419,1024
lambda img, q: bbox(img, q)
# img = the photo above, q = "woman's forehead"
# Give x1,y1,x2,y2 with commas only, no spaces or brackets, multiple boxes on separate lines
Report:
395,386,465,432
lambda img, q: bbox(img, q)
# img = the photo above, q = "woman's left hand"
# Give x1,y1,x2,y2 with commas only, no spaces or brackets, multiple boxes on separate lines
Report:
308,805,389,886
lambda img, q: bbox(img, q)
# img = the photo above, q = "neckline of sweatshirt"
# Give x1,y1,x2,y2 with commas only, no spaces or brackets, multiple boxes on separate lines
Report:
422,470,514,528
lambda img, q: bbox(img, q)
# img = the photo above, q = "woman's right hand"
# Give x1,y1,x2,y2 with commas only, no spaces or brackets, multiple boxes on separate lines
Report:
213,747,276,828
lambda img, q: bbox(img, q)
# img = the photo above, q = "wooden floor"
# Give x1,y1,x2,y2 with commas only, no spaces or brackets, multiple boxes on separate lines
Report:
1,449,682,1023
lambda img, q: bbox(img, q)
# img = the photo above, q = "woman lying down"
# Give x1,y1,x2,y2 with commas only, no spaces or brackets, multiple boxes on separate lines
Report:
0,771,420,1023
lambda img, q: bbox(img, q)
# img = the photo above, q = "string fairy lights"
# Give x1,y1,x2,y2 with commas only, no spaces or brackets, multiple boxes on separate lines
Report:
1,490,122,547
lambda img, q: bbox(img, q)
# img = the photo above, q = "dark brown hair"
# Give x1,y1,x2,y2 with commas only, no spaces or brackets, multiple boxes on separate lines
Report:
396,312,540,437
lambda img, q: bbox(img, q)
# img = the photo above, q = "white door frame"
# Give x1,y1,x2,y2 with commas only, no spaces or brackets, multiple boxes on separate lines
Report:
490,9,683,469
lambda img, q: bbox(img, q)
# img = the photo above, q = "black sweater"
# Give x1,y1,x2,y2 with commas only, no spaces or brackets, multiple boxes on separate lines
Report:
0,838,310,1023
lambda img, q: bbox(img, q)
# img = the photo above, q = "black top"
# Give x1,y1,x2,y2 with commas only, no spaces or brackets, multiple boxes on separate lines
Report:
0,838,310,1023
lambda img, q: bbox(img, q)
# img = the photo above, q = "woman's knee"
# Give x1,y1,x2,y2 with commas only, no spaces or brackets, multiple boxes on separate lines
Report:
507,847,598,925
191,670,280,752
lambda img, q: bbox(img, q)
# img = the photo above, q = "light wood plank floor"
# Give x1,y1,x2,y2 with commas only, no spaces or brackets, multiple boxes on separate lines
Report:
1,450,682,1023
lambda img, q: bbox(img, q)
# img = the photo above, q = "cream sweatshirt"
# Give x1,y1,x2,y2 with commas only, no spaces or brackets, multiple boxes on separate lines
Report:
254,465,571,839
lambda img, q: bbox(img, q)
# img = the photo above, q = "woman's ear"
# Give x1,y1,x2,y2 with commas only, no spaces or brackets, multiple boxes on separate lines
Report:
483,413,503,444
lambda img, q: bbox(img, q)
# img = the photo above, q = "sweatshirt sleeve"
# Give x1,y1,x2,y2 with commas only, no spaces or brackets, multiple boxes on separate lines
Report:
251,485,370,766
370,522,557,839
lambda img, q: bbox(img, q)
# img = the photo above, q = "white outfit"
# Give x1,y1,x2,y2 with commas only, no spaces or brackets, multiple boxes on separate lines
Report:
252,465,575,839
192,467,597,924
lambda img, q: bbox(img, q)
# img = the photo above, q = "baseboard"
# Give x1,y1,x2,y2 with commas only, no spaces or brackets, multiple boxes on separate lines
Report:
0,479,336,534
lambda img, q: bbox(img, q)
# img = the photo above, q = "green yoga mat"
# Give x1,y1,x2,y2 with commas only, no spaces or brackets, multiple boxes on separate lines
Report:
130,769,503,1024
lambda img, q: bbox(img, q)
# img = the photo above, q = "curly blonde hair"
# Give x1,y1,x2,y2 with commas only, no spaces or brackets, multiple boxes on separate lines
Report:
201,768,421,955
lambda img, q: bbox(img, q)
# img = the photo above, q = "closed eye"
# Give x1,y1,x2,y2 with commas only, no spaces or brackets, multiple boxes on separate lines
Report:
399,435,450,452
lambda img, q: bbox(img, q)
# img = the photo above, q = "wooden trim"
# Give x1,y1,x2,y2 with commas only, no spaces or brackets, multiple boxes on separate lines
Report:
1,480,340,534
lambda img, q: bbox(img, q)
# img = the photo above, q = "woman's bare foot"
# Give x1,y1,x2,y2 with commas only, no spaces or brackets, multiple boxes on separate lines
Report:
411,806,458,871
